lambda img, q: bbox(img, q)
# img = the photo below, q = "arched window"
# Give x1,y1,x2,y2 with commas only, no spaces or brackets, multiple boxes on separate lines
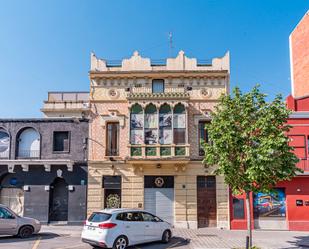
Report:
0,128,10,158
17,128,40,158
130,104,144,144
173,103,186,144
159,104,172,144
144,104,158,144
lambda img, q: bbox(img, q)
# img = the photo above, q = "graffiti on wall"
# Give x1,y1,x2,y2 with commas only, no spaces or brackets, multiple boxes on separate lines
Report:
254,188,286,218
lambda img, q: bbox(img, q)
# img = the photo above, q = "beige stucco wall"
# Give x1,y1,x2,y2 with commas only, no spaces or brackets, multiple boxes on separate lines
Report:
87,162,229,229
87,50,231,230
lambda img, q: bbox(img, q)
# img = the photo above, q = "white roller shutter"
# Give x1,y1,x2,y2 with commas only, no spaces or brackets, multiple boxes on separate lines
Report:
144,188,174,225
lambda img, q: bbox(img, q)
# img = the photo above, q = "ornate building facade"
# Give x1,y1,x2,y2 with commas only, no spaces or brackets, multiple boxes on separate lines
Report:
87,50,230,228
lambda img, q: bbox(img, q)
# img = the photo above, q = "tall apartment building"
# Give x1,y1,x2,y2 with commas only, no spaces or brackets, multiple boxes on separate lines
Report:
87,50,230,229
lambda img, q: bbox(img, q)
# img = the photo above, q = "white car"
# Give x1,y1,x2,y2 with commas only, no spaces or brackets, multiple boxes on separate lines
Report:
81,208,172,249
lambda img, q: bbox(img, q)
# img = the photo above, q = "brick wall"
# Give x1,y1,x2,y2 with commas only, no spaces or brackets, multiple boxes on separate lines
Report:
290,11,309,98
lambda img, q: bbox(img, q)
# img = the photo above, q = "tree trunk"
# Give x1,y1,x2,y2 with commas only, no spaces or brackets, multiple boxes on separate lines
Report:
245,191,252,248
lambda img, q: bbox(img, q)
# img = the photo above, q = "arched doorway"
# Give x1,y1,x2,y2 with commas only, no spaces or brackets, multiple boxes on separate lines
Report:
49,178,68,222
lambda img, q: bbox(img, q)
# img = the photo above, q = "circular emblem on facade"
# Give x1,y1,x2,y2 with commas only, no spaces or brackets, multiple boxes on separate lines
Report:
108,89,120,99
106,194,121,208
200,88,212,98
155,177,164,188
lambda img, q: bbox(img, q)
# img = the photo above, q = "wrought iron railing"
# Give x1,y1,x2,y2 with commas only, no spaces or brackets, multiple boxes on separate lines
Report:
47,92,89,102
17,150,40,158
0,150,9,158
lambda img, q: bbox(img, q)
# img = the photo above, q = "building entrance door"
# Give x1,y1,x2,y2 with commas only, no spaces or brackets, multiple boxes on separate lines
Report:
49,178,68,222
197,176,217,228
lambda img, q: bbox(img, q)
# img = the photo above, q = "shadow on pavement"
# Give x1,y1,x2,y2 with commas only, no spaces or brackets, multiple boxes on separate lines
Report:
126,237,191,249
282,235,309,249
0,232,60,243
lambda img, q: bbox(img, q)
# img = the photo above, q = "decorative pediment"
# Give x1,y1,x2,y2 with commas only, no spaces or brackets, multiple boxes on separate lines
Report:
100,110,126,128
193,111,212,126
122,51,151,71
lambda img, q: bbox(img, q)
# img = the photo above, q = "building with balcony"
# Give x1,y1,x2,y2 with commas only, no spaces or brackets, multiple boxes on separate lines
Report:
41,91,90,118
87,50,230,229
0,94,89,224
230,10,309,231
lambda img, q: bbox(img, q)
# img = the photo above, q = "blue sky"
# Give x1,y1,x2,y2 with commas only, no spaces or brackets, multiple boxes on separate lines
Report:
0,0,308,118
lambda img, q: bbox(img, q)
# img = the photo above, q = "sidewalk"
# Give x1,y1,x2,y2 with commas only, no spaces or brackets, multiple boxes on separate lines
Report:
38,225,309,249
173,228,309,249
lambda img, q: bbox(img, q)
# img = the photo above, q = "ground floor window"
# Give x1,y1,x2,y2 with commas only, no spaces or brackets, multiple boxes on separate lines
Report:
232,198,245,219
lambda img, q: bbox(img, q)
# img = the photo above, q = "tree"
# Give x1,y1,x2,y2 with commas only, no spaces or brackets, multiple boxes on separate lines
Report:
203,86,300,248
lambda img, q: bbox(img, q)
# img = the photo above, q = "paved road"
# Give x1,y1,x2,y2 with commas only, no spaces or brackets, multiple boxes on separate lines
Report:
0,225,309,249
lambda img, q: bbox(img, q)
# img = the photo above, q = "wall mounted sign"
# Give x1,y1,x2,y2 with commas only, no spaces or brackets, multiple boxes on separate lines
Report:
144,176,174,188
154,177,164,187
296,200,303,206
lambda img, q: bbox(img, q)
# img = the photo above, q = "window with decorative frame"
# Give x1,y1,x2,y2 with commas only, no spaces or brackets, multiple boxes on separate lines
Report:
106,122,119,156
129,102,187,157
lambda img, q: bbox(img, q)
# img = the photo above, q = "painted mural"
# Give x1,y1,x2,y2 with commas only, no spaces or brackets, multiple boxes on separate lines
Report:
253,188,286,218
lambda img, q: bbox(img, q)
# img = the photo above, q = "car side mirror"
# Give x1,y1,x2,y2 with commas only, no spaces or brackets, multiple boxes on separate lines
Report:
153,217,161,222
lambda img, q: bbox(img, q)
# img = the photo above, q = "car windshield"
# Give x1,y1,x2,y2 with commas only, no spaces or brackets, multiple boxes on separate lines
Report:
88,212,111,222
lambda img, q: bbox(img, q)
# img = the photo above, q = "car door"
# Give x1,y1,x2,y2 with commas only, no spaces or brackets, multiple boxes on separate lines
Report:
120,212,146,245
0,207,18,235
141,212,163,241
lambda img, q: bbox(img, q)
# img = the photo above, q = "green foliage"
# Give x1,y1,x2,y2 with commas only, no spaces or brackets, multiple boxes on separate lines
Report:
203,86,301,195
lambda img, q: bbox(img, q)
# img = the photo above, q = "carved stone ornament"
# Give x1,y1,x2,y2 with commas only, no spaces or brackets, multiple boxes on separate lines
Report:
154,177,164,187
108,88,120,99
200,88,212,98
57,169,63,178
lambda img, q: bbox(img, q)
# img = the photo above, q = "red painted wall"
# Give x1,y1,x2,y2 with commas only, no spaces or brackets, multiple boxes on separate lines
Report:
230,177,309,231
290,11,309,98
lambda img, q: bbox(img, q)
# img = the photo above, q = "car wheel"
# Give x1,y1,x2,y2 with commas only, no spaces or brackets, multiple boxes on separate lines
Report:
161,230,171,244
18,225,34,238
113,235,128,249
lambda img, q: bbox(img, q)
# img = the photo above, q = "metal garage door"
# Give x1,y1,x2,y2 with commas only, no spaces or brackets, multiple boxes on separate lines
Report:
144,176,174,225
0,188,24,216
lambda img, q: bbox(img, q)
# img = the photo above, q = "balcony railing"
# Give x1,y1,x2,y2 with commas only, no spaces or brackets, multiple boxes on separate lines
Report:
0,150,9,159
128,144,190,158
47,92,89,102
296,159,309,172
17,150,40,159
